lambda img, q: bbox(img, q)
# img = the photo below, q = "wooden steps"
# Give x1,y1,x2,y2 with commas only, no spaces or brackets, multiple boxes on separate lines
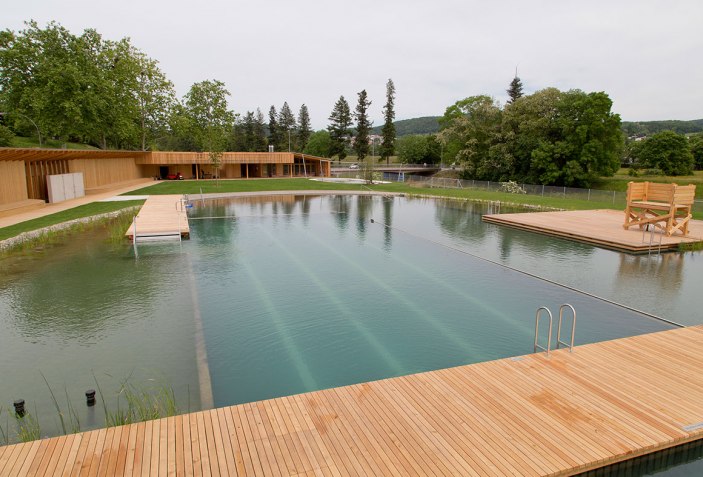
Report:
2,326,703,476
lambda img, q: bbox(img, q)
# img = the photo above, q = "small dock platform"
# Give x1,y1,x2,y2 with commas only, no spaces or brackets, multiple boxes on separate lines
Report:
2,326,703,476
483,209,703,253
124,195,189,241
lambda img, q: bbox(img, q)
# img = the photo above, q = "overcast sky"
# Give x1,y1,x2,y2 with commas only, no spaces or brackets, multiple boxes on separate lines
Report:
5,0,702,129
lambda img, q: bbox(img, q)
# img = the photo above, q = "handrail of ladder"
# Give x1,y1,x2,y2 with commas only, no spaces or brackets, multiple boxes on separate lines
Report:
556,304,576,352
534,306,553,355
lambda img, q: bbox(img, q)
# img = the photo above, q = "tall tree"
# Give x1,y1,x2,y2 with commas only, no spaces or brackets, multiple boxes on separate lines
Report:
380,78,396,164
253,108,268,152
297,104,312,151
354,89,372,183
183,79,234,179
278,101,296,151
268,105,279,151
506,73,524,104
327,96,352,161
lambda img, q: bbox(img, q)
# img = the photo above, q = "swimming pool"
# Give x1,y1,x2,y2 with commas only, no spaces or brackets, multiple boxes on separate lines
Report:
0,194,695,440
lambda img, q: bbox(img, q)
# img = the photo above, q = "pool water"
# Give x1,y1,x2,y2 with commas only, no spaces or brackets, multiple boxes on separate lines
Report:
0,194,698,441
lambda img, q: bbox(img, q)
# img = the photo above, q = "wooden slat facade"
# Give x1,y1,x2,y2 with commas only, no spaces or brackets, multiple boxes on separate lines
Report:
0,149,330,205
2,326,702,476
483,209,703,253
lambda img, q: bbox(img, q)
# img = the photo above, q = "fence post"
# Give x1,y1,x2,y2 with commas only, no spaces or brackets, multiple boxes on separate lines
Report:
613,190,616,205
588,189,591,201
542,184,545,196
563,186,566,198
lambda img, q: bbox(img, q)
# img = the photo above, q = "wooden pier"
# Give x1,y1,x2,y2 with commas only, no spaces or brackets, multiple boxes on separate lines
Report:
483,209,703,253
124,195,189,241
2,326,702,476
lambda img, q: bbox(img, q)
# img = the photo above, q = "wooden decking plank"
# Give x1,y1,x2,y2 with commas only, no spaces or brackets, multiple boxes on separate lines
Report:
480,357,630,458
251,402,288,477
327,386,406,477
278,396,330,475
315,388,389,477
194,412,212,477
187,413,202,477
486,357,649,458
4,326,703,476
308,389,383,477
286,395,347,477
205,409,227,477
360,380,451,477
235,404,268,477
124,423,142,477
376,377,477,476
395,372,518,476
429,366,557,475
47,434,76,477
243,402,282,477
6,438,38,477
257,401,297,476
225,406,255,475
263,399,305,475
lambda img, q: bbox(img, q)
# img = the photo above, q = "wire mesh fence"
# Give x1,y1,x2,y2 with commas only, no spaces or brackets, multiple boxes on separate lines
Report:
374,172,703,214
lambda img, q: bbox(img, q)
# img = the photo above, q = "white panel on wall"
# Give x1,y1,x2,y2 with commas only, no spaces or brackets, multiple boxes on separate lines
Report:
73,173,85,197
46,173,86,203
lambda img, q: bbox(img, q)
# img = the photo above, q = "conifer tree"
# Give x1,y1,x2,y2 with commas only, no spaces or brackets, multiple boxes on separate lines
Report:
327,96,352,161
253,108,267,152
507,74,524,104
380,78,396,165
354,89,372,161
278,101,296,151
268,105,279,151
297,104,312,151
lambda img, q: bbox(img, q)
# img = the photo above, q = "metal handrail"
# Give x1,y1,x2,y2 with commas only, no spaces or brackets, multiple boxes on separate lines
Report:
534,306,553,355
556,304,576,352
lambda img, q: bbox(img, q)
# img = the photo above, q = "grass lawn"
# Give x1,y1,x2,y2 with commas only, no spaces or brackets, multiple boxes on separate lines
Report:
0,200,145,241
9,135,99,150
125,178,627,212
593,169,703,198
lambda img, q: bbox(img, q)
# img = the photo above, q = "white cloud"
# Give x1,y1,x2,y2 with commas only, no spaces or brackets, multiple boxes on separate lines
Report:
4,0,702,128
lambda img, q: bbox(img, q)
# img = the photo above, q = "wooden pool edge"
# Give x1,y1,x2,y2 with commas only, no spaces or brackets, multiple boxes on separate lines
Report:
2,326,703,476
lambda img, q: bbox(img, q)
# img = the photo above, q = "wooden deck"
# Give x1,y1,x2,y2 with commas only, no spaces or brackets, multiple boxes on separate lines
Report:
124,195,189,241
483,209,703,253
2,326,703,476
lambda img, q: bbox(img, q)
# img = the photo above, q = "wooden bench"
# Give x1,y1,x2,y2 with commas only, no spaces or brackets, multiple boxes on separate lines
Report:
623,181,696,236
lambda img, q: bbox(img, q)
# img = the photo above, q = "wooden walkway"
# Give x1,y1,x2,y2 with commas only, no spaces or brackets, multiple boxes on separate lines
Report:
2,326,703,476
124,195,189,241
483,209,703,253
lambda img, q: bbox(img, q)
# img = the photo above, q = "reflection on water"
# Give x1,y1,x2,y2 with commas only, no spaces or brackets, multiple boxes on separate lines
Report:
615,253,685,301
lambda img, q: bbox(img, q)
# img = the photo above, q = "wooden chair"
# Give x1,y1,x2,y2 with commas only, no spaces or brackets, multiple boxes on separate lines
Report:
623,181,696,236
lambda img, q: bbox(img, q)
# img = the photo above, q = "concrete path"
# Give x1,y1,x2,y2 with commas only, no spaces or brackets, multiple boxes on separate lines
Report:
0,179,152,229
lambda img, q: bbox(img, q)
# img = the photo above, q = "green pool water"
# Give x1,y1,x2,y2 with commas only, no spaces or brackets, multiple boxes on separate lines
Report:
0,194,698,445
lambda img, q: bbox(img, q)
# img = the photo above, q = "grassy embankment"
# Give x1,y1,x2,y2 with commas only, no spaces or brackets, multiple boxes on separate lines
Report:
0,201,145,242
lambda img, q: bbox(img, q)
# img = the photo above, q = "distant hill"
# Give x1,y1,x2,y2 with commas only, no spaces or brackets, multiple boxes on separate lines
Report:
621,119,703,136
371,116,703,139
372,116,440,137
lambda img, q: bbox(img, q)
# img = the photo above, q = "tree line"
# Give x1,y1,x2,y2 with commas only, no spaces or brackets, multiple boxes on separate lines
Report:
0,21,400,158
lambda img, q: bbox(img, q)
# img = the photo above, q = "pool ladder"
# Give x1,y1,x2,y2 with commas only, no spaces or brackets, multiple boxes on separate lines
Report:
534,304,576,356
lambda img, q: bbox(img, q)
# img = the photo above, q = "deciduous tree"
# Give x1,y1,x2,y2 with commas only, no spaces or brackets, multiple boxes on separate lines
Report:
630,131,694,175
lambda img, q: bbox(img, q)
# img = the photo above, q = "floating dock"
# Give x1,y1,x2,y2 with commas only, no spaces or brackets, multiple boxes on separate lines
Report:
483,209,703,253
1,326,702,476
124,195,189,241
